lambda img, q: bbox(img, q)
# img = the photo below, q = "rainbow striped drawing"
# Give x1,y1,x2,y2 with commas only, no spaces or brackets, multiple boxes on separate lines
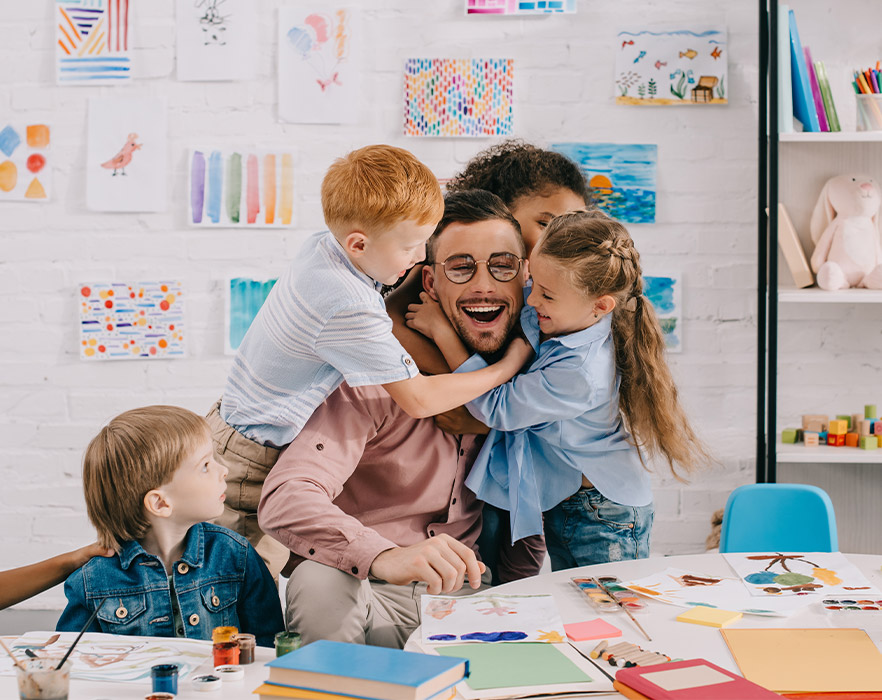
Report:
404,58,514,137
466,0,576,14
188,149,295,228
56,0,132,85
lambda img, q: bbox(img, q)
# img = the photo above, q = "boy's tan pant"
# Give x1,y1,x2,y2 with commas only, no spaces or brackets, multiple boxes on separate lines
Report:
207,401,291,579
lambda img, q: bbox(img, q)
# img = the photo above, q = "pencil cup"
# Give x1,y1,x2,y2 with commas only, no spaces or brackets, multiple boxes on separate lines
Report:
15,659,71,700
856,94,882,131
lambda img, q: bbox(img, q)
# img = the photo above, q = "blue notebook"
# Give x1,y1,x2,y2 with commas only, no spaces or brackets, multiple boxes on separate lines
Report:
788,9,820,131
265,640,469,700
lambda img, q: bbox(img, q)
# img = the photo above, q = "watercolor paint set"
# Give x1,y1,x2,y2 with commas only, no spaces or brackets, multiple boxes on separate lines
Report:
571,576,647,613
821,598,882,612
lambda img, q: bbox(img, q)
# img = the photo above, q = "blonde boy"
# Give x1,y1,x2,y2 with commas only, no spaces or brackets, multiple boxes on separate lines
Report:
58,406,283,646
210,145,530,576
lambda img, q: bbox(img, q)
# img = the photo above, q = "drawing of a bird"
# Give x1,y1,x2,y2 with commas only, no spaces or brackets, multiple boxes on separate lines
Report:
621,39,634,49
679,49,698,59
316,72,342,92
633,50,646,64
654,60,667,70
711,46,722,60
101,133,142,176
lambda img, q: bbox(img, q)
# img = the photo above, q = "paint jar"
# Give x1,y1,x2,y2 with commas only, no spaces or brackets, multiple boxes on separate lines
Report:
274,631,302,657
150,663,179,695
233,632,256,664
212,641,240,667
211,625,238,643
144,694,175,700
15,659,71,700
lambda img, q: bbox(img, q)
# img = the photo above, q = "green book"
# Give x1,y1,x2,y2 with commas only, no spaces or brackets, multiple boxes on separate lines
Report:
814,60,841,131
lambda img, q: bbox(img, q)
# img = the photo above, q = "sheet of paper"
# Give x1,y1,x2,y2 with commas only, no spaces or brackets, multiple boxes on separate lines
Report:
724,552,880,597
176,0,257,81
56,0,132,85
0,123,50,202
564,618,622,641
225,275,278,354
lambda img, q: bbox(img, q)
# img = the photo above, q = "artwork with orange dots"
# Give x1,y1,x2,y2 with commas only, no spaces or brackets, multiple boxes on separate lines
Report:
0,124,50,202
79,282,185,361
404,58,513,137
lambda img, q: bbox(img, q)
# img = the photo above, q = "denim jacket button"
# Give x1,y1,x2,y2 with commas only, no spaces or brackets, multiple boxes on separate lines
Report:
177,562,190,575
211,595,220,606
188,613,200,626
115,605,128,619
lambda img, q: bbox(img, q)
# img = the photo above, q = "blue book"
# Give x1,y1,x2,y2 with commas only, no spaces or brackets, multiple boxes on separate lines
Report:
265,640,469,700
778,4,794,132
789,9,820,131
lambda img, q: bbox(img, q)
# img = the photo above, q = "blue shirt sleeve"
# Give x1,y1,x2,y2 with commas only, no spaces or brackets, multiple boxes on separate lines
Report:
237,544,285,647
56,567,101,634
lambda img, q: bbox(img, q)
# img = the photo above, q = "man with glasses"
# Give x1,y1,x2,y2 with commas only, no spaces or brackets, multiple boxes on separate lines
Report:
258,190,539,647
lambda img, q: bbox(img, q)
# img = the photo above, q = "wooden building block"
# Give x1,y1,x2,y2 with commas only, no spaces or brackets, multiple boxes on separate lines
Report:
859,420,872,436
852,414,863,432
805,420,825,433
818,430,828,443
781,429,798,444
804,432,819,447
866,404,878,420
860,436,879,450
802,414,828,431
836,415,852,431
846,433,859,448
829,420,848,436
827,433,846,447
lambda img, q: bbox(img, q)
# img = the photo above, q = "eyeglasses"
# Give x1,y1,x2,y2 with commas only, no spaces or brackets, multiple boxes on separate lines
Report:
433,253,524,284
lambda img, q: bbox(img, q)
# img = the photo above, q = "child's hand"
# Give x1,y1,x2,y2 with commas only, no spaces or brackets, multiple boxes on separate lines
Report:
69,542,114,570
434,406,491,436
501,336,534,373
405,292,452,341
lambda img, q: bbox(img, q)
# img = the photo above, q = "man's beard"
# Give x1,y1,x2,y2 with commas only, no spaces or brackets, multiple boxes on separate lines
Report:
449,308,519,361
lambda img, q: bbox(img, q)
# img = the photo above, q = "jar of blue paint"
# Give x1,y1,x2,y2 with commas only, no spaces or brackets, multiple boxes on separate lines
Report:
151,663,179,695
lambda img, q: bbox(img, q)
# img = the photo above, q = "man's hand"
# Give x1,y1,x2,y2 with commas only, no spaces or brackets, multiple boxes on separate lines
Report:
434,406,490,436
369,534,486,595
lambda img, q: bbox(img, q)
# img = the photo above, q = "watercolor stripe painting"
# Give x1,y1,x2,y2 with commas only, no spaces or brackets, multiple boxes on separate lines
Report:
466,0,576,14
0,124,50,202
404,58,514,137
79,282,184,361
188,150,294,227
225,276,278,355
644,274,682,352
56,0,132,85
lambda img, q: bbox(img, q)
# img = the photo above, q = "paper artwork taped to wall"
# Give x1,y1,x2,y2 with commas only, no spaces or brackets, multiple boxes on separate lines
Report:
404,58,514,137
551,142,656,223
615,27,727,105
724,552,880,597
278,6,359,124
225,276,278,354
86,96,167,212
176,0,257,81
56,0,132,85
79,281,184,361
466,0,576,14
0,124,50,202
188,149,294,227
644,274,681,352
421,593,565,646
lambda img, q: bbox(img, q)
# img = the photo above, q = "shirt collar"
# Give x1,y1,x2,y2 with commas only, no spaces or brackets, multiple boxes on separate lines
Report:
117,522,205,570
320,230,384,292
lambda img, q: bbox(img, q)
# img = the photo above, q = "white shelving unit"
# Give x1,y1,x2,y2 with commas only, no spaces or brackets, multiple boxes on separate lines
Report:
777,442,882,464
778,287,882,303
779,132,882,143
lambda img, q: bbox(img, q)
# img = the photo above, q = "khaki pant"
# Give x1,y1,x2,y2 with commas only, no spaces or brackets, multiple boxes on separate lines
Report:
207,401,291,578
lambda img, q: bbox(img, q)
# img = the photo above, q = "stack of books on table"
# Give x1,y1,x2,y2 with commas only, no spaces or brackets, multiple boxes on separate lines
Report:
254,640,468,700
613,658,783,700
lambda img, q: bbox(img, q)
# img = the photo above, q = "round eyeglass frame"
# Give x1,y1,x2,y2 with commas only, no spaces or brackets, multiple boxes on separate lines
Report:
432,253,524,284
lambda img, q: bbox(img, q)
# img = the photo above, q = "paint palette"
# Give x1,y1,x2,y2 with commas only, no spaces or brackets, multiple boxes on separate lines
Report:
821,598,882,612
572,576,646,613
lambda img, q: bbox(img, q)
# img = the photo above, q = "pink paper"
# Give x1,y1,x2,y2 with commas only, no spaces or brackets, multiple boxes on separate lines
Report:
564,618,623,641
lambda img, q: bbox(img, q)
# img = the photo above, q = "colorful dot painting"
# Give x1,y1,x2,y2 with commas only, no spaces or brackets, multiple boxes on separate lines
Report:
466,0,576,14
79,281,185,361
404,58,514,137
0,124,50,202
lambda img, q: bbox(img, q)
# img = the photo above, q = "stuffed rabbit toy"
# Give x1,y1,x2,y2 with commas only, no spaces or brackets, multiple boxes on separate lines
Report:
809,174,882,290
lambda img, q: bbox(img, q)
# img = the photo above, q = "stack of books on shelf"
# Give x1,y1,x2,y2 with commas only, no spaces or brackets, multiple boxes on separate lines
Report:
254,640,468,700
779,5,840,133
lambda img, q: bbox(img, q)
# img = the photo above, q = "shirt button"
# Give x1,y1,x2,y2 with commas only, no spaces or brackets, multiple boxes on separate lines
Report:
316,443,324,451
308,548,315,555
177,562,189,575
351,567,358,575
115,605,128,619
189,613,200,626
404,358,412,365
211,595,220,606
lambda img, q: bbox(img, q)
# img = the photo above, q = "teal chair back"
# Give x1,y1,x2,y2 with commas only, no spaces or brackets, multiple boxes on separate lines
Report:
719,483,838,553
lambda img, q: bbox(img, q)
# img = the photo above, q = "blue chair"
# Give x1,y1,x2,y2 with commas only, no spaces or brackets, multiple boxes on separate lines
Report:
719,483,838,553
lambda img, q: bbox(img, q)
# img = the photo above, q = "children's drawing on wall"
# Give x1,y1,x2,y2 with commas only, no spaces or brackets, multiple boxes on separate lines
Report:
615,27,727,105
56,0,132,85
404,58,514,137
188,149,294,227
176,0,257,81
86,97,167,212
225,276,278,354
551,142,656,223
0,124,50,202
465,0,576,14
278,7,359,124
79,281,184,361
420,593,565,646
644,274,682,352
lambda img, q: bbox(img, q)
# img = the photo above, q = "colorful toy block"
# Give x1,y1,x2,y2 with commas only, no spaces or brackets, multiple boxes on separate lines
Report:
859,420,872,436
819,430,828,443
846,433,859,448
860,436,879,450
828,420,849,436
852,414,863,432
827,433,846,447
836,415,852,431
802,414,828,432
804,432,819,447
866,405,878,420
874,420,881,436
782,429,798,444
795,428,804,442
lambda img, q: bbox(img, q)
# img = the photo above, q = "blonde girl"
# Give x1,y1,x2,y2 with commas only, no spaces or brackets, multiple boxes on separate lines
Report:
407,210,709,568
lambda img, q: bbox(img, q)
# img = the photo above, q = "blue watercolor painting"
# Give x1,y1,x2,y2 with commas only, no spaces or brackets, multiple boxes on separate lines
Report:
551,142,656,224
225,276,277,354
644,274,681,352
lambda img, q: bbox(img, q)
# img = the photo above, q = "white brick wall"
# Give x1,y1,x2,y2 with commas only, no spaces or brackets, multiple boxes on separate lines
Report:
1,0,760,609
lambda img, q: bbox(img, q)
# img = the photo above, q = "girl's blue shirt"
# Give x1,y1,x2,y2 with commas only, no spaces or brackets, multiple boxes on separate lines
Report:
460,285,652,542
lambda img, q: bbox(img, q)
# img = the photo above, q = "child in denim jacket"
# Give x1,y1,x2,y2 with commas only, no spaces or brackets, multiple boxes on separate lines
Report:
57,406,283,646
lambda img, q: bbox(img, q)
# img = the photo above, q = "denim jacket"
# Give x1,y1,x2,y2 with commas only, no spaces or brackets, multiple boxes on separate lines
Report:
57,523,284,647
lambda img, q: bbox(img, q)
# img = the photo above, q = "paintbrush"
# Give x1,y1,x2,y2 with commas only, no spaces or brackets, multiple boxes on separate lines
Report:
0,637,26,671
593,577,652,642
56,596,106,670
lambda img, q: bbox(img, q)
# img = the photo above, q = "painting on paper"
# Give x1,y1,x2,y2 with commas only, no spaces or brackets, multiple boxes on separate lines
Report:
225,276,278,354
421,593,565,646
466,0,576,14
0,124,50,202
56,0,132,85
79,281,184,361
724,552,880,598
615,27,727,105
644,274,681,352
278,7,359,124
551,142,656,223
176,0,257,81
2,632,209,682
86,96,167,212
404,58,514,137
188,149,294,227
